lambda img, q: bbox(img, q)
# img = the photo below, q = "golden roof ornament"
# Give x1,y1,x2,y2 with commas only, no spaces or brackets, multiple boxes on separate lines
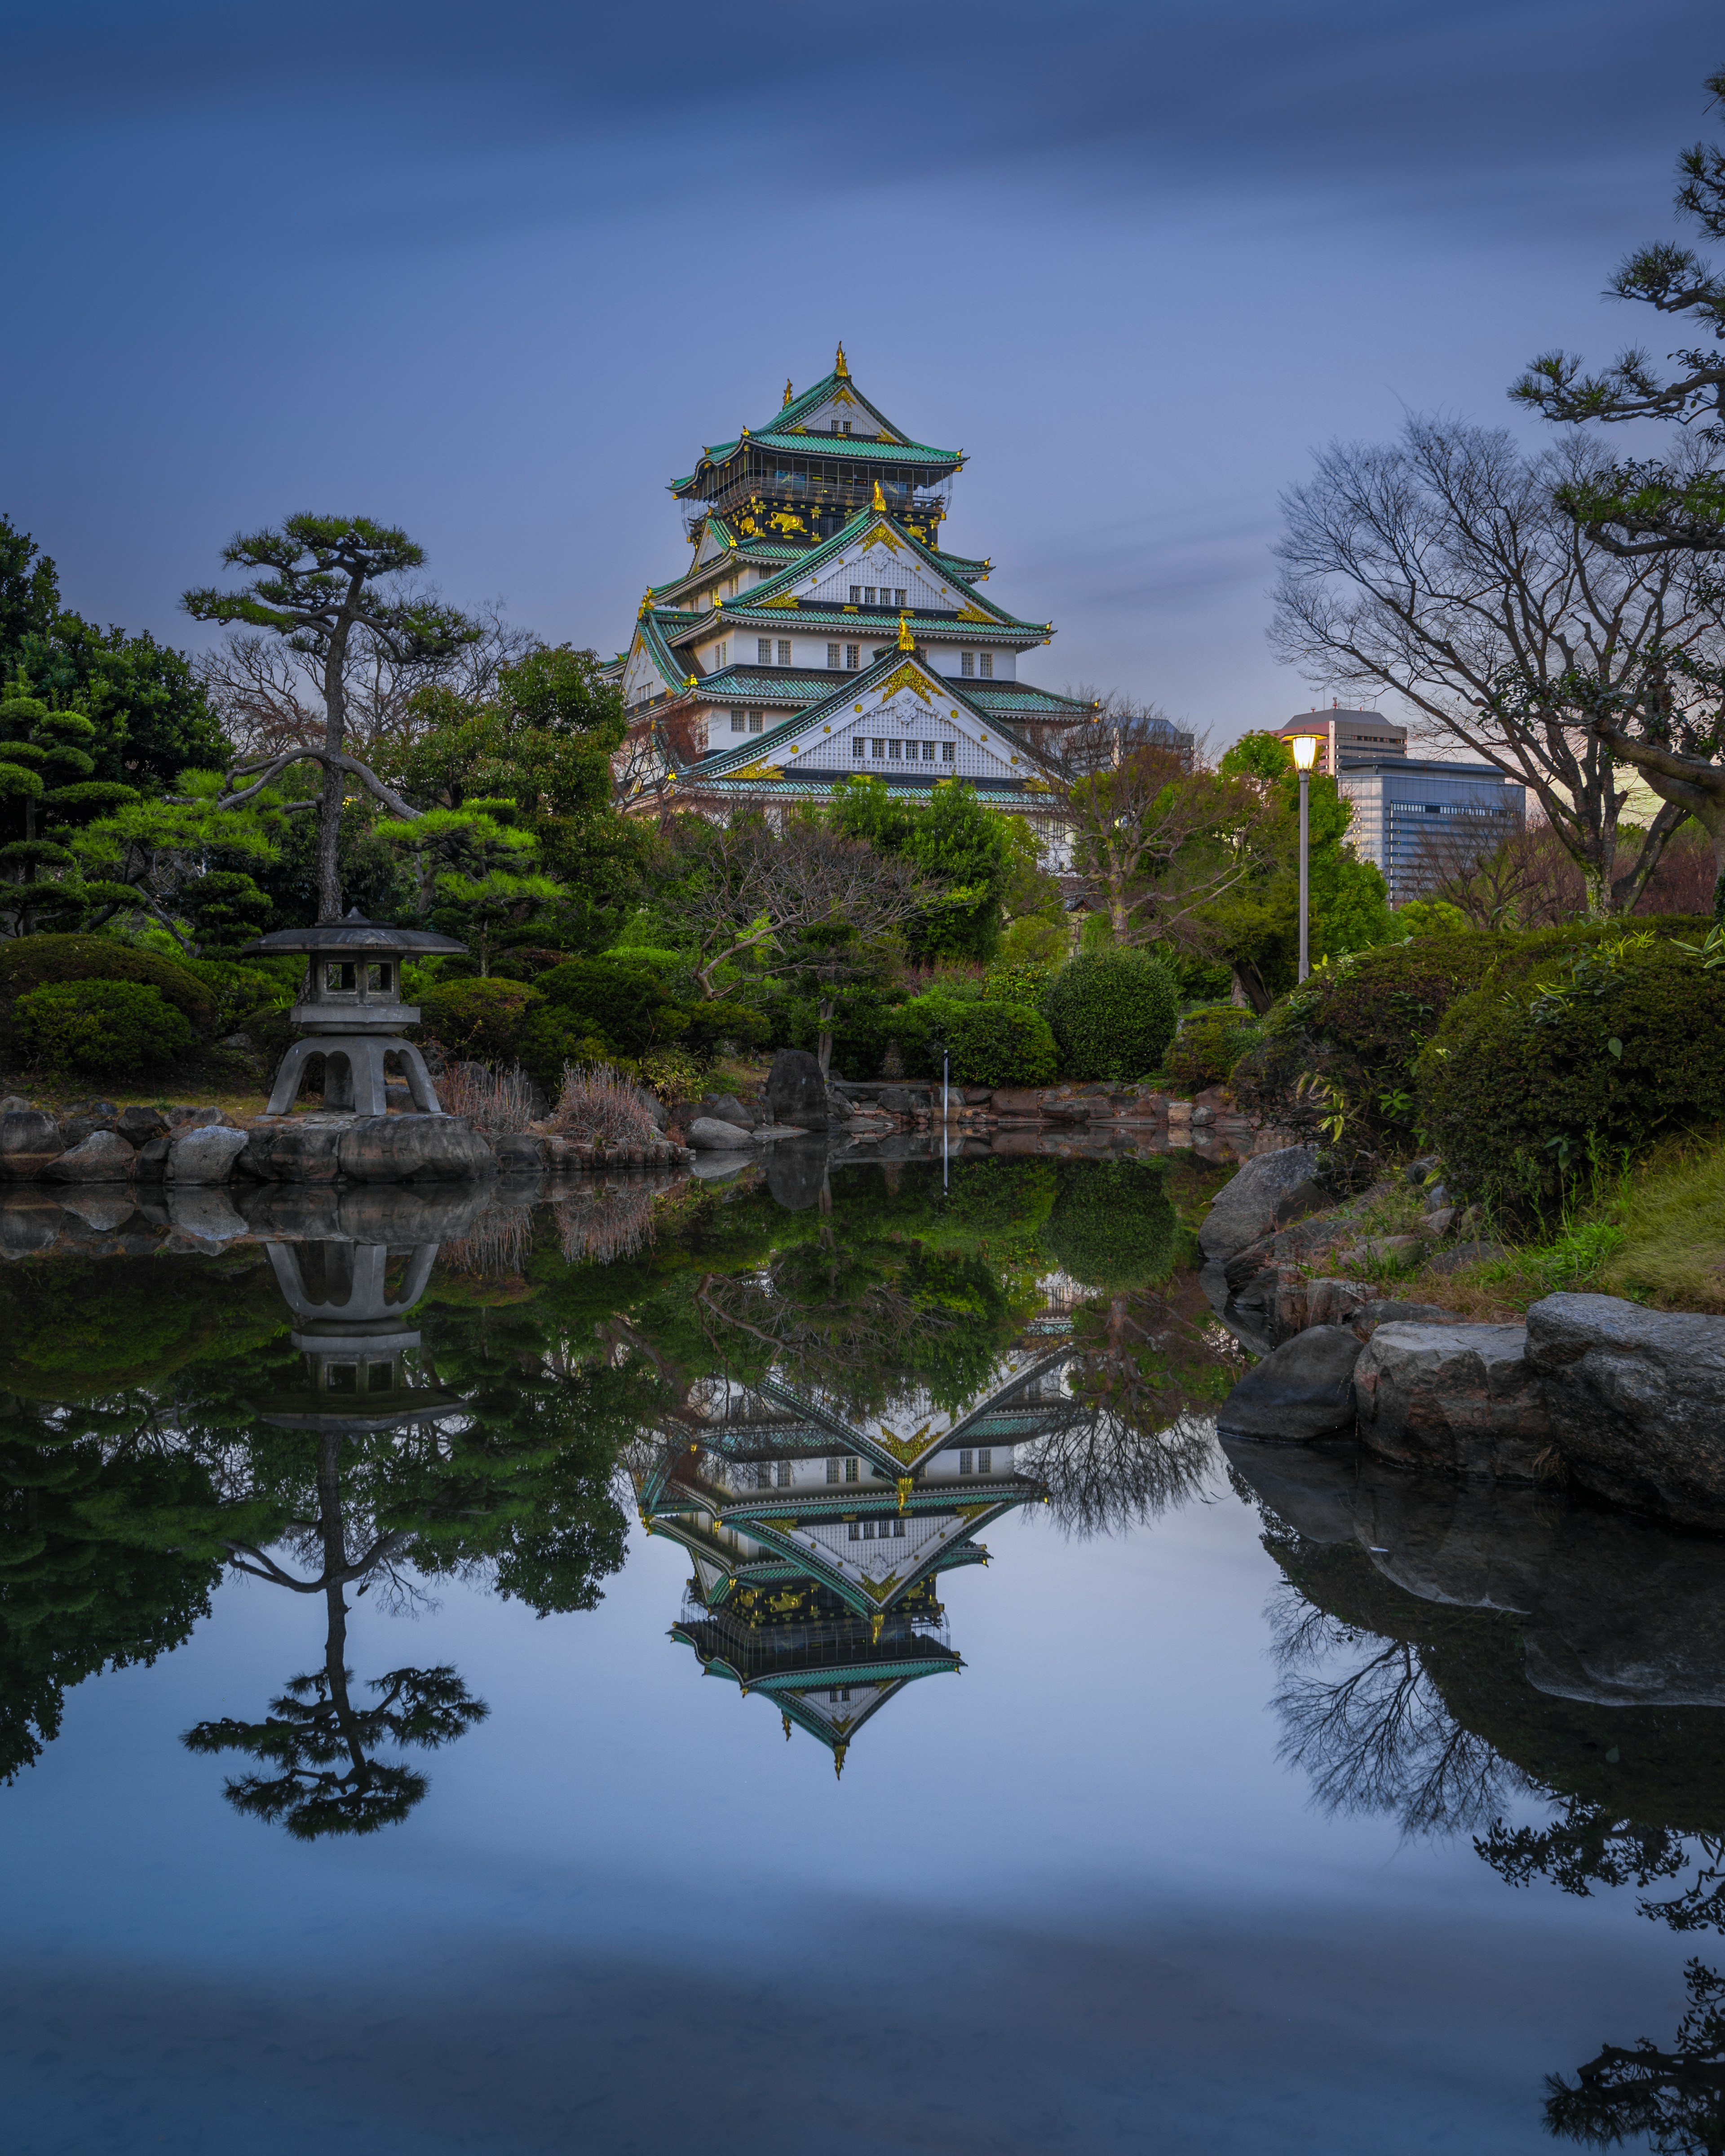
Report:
683,673,698,690
783,378,793,406
897,612,915,652
835,342,849,379
872,480,887,512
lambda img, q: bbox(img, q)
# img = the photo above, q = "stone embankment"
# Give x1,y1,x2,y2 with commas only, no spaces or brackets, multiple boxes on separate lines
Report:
1209,1143,1725,1532
0,1094,693,1191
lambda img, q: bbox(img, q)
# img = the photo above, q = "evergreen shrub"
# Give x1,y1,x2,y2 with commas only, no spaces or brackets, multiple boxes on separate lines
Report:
14,979,195,1077
0,934,214,1025
1416,935,1725,1222
419,978,542,1064
944,1000,1057,1087
534,956,686,1056
1041,950,1178,1082
1165,1005,1265,1094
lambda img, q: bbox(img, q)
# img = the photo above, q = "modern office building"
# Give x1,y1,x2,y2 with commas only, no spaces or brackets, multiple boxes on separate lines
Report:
1276,706,1525,903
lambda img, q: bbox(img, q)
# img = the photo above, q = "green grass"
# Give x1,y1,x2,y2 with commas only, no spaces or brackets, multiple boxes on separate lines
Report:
1601,1138,1725,1311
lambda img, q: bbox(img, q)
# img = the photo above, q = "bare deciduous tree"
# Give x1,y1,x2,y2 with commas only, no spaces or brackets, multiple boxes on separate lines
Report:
1271,418,1722,915
197,599,533,764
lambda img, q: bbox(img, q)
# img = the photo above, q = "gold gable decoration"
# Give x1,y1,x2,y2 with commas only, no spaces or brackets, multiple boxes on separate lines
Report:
875,663,933,706
954,603,995,624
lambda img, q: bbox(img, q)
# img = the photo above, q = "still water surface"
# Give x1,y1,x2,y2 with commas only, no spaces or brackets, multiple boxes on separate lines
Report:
0,1152,1715,2153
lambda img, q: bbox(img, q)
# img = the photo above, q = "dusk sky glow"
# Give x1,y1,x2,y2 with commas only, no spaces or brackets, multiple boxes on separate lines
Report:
3,0,1719,745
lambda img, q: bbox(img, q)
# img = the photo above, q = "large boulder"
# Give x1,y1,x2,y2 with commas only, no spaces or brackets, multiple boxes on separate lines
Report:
688,1117,755,1152
1354,1321,1553,1482
337,1115,495,1183
700,1092,757,1131
241,1119,345,1183
1216,1324,1364,1441
1527,1293,1725,1529
763,1048,829,1132
1198,1145,1324,1263
492,1134,548,1174
115,1105,168,1148
0,1109,63,1180
45,1130,137,1182
167,1125,251,1184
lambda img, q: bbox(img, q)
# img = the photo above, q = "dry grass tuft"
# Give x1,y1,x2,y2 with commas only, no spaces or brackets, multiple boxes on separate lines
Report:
437,1060,537,1135
549,1064,659,1152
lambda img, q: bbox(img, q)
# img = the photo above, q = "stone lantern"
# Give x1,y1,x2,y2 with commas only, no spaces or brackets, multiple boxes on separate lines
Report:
241,910,467,1119
258,1234,467,1432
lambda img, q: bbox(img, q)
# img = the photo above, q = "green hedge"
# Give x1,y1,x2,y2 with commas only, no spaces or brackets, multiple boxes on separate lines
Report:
15,979,195,1078
535,957,688,1056
419,977,541,1064
1041,950,1178,1082
1232,917,1713,1161
943,999,1057,1087
1417,934,1725,1221
1165,1005,1264,1093
0,934,215,1026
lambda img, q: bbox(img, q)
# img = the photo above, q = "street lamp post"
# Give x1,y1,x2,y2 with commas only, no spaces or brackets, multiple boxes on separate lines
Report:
1291,733,1319,981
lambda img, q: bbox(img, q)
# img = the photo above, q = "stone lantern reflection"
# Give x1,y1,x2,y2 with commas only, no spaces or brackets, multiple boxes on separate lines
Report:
241,909,468,1120
260,1234,464,1431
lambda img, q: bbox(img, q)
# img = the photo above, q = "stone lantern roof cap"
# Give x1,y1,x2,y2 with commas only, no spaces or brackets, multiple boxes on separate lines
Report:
240,908,468,957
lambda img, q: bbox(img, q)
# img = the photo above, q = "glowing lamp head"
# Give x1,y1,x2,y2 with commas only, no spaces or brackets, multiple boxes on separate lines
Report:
1290,732,1320,772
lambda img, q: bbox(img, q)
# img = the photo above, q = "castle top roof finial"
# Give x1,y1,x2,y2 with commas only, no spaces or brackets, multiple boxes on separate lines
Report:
783,377,793,406
835,342,849,379
897,612,914,652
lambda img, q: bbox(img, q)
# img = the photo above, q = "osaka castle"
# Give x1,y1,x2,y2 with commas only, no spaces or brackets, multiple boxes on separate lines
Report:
603,345,1093,812
631,1344,1067,1774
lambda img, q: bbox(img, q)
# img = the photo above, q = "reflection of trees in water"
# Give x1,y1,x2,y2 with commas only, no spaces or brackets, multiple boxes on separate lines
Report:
1482,1806,1725,1936
1268,1582,1530,1836
183,1428,489,1837
1546,1958,1725,2155
1019,1287,1235,1539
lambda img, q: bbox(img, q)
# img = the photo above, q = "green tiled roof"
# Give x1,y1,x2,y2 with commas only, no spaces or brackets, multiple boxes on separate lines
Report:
969,683,1096,717
734,507,1041,631
686,645,1033,784
671,366,962,497
698,513,989,582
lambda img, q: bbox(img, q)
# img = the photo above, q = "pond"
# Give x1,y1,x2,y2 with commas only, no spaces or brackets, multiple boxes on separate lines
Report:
0,1149,1718,2155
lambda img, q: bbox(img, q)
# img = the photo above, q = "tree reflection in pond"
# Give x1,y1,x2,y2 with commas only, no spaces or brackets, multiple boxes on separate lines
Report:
1546,1957,1725,2155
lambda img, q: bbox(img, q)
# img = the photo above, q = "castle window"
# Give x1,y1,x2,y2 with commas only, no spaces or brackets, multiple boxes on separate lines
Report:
826,1458,842,1483
845,645,860,670
777,641,791,666
827,643,841,668
942,742,955,762
979,653,994,679
863,587,876,606
730,709,745,733
893,589,907,607
871,739,885,759
715,641,728,667
888,739,901,759
844,1457,859,1483
758,639,772,664
893,1517,906,1538
977,1448,992,1474
849,586,862,604
828,1688,851,1703
960,1449,973,1475
847,1521,860,1540
843,421,853,434
748,711,764,733
960,652,974,677
775,1461,792,1488
853,736,866,759
921,741,934,761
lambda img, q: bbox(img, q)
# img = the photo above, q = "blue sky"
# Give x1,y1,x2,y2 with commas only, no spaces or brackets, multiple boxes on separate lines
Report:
2,0,1718,745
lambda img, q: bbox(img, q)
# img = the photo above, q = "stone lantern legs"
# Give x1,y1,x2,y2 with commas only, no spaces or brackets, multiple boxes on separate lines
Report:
263,1035,442,1119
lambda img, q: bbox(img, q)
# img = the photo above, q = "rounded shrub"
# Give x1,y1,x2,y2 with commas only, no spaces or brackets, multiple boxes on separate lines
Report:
1417,934,1725,1223
419,977,541,1063
0,934,214,1026
883,991,971,1078
14,979,195,1078
516,1003,611,1094
1040,1158,1177,1291
1041,950,1178,1082
1165,1005,1264,1094
534,957,686,1056
944,999,1057,1087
